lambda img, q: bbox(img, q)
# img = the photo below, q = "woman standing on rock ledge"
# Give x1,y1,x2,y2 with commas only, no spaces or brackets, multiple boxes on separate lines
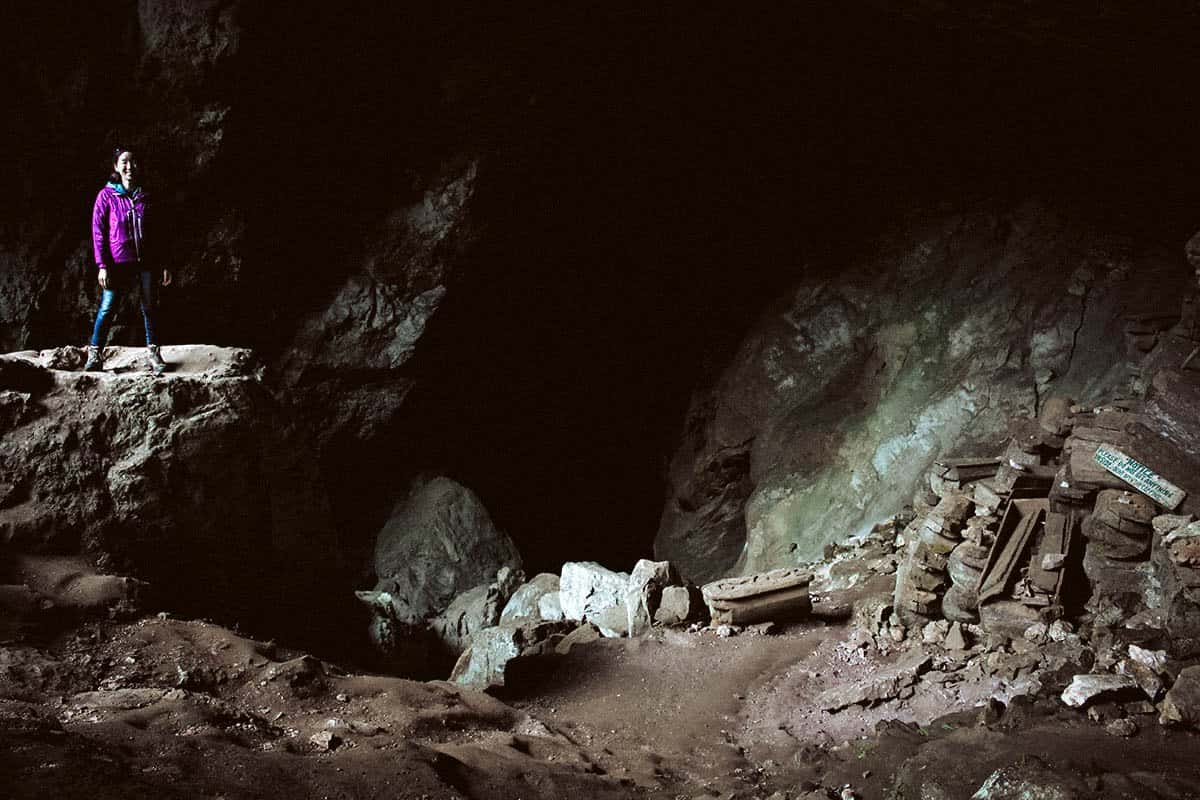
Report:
84,147,172,373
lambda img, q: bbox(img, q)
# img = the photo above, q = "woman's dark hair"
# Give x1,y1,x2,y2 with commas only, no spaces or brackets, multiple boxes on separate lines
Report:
108,146,133,183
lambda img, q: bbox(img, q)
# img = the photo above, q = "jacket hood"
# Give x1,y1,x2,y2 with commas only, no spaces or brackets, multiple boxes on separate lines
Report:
106,181,144,199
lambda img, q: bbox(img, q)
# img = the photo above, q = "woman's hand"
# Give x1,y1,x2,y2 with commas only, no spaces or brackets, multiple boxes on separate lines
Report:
98,268,108,290
162,269,172,287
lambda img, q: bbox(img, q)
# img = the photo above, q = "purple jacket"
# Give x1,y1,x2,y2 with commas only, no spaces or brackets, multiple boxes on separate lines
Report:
91,182,146,268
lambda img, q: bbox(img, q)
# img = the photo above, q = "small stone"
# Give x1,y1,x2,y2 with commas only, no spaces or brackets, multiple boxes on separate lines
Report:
1127,645,1167,674
335,693,348,703
1105,717,1138,737
1047,620,1074,642
1117,658,1165,700
1023,622,1049,645
654,585,695,626
715,624,737,638
626,559,675,635
309,730,342,751
977,697,1005,726
944,622,968,651
889,624,906,643
922,619,950,645
1040,553,1066,571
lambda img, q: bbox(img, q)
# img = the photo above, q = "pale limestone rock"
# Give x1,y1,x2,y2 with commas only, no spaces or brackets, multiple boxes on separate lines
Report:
1060,674,1139,708
500,573,560,624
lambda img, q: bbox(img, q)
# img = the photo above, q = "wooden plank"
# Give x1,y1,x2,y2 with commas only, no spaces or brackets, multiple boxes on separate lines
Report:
934,457,1003,482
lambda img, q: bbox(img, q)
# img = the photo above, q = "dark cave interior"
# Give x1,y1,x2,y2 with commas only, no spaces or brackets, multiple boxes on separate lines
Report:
8,3,1200,581
271,4,1200,575
9,9,1200,797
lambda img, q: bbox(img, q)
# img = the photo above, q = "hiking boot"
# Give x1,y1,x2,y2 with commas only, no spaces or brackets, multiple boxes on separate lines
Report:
147,345,167,375
84,345,104,372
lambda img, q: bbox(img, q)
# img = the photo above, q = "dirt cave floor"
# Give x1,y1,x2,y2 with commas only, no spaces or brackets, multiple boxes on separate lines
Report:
3,610,1200,800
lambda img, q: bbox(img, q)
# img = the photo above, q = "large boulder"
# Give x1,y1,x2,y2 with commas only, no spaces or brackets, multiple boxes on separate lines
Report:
657,203,1191,582
559,561,629,626
362,475,522,625
0,346,335,628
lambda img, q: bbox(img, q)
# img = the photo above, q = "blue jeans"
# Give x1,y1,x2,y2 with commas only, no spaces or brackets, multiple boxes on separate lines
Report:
90,263,159,347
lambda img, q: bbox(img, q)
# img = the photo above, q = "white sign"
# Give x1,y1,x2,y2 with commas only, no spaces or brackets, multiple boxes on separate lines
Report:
1094,445,1186,510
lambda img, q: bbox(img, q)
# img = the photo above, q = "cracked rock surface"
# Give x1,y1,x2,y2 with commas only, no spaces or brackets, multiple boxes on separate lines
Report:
658,202,1190,581
0,346,336,629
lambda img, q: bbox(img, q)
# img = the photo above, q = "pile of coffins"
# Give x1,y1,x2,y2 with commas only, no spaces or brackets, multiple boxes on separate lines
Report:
893,374,1199,654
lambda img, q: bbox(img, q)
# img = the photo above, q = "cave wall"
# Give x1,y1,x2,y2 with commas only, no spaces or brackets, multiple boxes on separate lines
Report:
655,202,1191,582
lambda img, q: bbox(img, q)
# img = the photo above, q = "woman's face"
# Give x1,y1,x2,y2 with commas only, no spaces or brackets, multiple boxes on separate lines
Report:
114,151,137,184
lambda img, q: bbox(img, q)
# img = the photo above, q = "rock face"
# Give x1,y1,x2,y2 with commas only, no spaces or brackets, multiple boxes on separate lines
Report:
0,346,335,627
275,160,480,449
658,203,1190,582
360,476,522,625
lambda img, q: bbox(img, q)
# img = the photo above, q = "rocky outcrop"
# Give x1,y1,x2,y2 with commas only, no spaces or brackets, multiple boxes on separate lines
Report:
2,5,484,562
0,346,335,626
274,160,480,448
360,475,522,625
658,203,1190,582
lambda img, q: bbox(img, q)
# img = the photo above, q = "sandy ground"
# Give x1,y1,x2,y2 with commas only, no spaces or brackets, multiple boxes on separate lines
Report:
4,612,1200,800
